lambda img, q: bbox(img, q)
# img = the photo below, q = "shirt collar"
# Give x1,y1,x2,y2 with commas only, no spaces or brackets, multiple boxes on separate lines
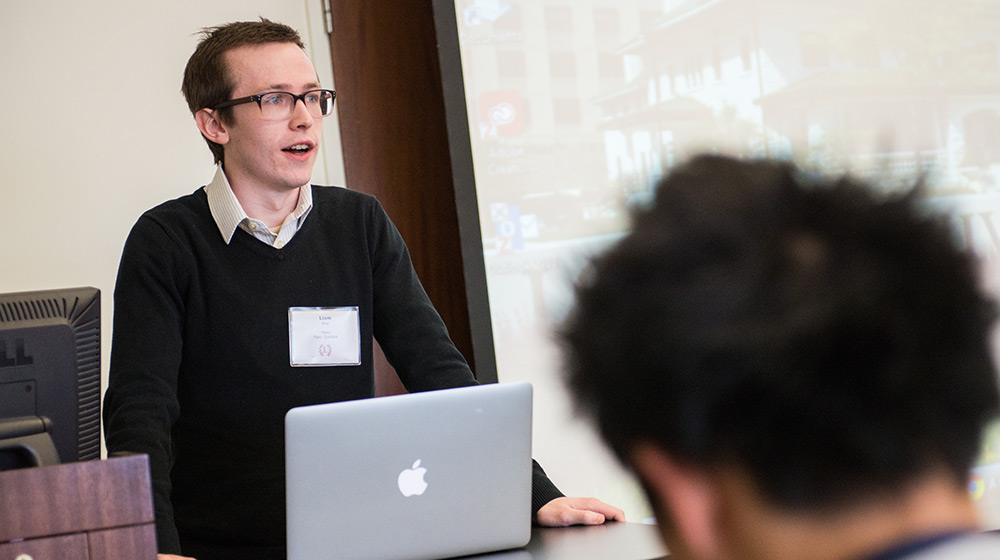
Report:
204,166,313,244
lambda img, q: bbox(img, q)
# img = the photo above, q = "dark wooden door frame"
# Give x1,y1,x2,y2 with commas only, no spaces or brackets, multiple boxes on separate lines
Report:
326,0,479,394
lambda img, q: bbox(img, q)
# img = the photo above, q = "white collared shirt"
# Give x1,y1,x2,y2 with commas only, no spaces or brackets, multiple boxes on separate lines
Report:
204,166,313,249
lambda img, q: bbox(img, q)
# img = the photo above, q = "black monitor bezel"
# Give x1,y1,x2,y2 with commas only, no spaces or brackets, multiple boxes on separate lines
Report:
0,286,101,464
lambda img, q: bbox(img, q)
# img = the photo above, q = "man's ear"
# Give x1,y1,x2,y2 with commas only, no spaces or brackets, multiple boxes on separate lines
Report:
194,108,230,146
631,442,722,560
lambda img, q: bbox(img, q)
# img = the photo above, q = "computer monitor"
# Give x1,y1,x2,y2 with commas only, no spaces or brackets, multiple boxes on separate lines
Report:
0,287,100,469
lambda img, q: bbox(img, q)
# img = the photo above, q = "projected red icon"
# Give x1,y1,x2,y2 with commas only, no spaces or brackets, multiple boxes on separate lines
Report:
479,90,524,139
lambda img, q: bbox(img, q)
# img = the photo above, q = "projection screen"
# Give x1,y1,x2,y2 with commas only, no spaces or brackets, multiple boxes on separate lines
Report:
434,0,1000,523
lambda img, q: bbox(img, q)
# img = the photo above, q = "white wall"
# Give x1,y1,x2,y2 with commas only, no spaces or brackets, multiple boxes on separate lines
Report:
0,0,346,435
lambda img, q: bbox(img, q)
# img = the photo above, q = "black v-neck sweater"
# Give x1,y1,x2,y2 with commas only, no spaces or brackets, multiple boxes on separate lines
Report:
104,185,562,558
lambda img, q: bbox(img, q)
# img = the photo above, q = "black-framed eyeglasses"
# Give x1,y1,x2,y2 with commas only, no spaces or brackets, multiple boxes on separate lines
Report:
213,89,336,121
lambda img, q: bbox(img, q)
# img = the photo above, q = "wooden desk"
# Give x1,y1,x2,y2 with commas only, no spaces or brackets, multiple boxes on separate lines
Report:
0,454,156,560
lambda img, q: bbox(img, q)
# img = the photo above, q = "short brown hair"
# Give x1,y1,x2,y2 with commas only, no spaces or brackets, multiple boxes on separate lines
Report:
181,18,305,164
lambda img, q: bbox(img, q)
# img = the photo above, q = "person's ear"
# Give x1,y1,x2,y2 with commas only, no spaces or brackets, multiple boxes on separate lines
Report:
631,442,722,560
195,108,230,146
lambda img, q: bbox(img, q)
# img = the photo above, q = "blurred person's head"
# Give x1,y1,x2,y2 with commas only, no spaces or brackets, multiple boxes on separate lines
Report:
561,154,1000,560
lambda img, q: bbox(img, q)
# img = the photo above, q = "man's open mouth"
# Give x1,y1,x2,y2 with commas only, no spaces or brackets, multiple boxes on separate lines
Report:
283,143,312,155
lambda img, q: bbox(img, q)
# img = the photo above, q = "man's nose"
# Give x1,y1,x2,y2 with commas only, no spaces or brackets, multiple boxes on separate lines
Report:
289,97,313,127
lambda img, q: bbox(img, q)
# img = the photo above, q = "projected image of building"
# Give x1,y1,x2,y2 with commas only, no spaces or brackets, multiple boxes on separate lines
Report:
594,0,1000,199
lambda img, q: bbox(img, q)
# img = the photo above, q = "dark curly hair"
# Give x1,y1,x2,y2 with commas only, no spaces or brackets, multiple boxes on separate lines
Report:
561,154,1000,511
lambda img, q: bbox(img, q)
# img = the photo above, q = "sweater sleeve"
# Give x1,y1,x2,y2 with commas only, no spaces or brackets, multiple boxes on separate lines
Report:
366,198,477,391
531,460,565,518
364,199,565,514
102,214,188,554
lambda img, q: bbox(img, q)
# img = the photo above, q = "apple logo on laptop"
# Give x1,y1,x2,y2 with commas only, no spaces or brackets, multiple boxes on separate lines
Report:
398,460,429,497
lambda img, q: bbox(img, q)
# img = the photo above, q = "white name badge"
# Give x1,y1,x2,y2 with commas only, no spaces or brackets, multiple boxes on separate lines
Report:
288,307,361,367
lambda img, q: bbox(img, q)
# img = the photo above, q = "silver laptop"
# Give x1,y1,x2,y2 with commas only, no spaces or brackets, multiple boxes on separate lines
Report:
285,382,533,560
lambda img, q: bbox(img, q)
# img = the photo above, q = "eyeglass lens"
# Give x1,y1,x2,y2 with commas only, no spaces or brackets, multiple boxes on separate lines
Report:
258,90,335,120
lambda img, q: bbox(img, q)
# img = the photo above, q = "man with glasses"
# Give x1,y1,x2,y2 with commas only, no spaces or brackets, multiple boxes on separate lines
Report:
103,19,622,560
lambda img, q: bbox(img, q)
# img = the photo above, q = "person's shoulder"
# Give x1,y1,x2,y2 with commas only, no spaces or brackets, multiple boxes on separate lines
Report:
310,184,377,205
140,187,209,221
910,532,1000,560
309,185,385,219
129,188,211,241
